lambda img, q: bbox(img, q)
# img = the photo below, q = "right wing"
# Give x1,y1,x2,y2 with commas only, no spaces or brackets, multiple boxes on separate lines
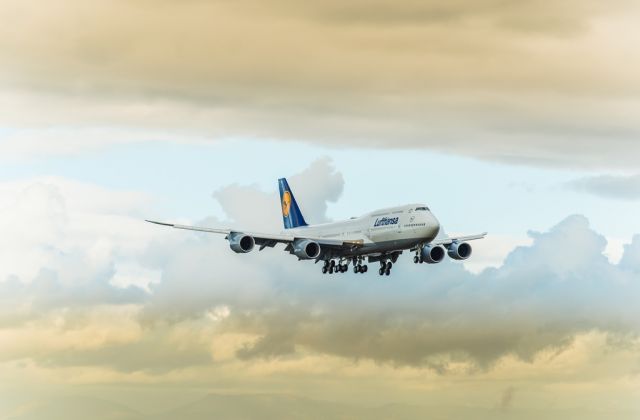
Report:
431,232,487,246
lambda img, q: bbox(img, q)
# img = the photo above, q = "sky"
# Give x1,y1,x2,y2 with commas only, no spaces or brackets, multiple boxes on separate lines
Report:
0,1,639,419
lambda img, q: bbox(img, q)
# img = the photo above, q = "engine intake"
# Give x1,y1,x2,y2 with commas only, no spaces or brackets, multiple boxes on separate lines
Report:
420,245,446,264
228,233,255,253
292,239,321,260
447,241,472,260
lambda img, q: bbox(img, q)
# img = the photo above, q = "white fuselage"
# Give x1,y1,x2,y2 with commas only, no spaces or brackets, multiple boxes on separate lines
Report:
285,203,440,256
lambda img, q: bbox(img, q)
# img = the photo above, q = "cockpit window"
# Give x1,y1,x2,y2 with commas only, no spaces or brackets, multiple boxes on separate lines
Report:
415,206,429,211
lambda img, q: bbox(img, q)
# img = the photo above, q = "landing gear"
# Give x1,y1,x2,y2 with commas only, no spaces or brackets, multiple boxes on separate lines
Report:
322,260,339,275
353,263,368,274
322,259,350,274
352,256,367,274
414,255,419,264
322,260,336,274
378,260,392,276
321,257,371,275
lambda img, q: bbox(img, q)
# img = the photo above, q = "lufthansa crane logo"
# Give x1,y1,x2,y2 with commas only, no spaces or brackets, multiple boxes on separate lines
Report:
282,191,292,217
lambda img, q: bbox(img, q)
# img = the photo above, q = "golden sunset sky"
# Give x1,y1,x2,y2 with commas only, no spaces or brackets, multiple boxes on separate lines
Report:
0,1,639,419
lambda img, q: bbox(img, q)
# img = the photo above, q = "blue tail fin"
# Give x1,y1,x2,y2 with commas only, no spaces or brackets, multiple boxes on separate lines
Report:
278,178,308,229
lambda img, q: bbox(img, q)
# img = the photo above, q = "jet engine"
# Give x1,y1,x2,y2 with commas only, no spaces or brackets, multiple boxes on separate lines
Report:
292,239,322,260
447,241,472,260
420,245,446,264
228,233,255,253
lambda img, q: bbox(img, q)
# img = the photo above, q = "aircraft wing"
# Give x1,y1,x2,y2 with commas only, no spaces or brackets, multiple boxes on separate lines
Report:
145,220,363,249
431,232,487,246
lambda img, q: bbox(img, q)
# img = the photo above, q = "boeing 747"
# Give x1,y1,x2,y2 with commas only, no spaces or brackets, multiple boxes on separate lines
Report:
147,178,486,276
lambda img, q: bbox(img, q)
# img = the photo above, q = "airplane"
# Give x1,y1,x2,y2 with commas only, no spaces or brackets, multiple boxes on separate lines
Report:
147,178,487,276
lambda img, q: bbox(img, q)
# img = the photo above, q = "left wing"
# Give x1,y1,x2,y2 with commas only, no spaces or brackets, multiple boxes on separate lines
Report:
145,220,363,250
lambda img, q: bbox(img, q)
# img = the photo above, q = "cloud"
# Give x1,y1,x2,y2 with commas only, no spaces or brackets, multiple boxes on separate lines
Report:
567,173,640,200
619,235,640,272
1,164,639,417
3,396,141,420
0,177,154,323
1,0,639,168
212,157,344,230
3,166,638,375
142,209,640,371
498,386,516,411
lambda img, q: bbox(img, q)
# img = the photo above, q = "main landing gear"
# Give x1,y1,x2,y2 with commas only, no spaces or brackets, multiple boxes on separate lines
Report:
352,256,368,274
321,258,368,274
321,257,395,276
378,261,392,276
321,259,346,274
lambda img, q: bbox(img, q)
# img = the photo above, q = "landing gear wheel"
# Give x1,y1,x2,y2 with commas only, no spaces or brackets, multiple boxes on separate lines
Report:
322,266,328,274
385,269,391,276
362,265,368,273
378,267,384,276
329,266,334,274
386,261,393,270
413,256,419,264
330,260,336,268
353,265,359,273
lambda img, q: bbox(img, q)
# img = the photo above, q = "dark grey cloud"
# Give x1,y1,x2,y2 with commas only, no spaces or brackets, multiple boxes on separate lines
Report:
567,174,640,200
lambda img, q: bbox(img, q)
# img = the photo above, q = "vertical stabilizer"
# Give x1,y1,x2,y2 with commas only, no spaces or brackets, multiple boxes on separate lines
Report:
278,178,308,229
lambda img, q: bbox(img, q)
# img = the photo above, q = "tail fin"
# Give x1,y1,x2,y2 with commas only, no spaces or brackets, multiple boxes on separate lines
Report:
278,178,308,229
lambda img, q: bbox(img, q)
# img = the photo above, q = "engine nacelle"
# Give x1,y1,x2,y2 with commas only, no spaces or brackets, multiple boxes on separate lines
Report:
228,233,255,253
292,239,321,260
420,245,446,264
447,241,472,260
